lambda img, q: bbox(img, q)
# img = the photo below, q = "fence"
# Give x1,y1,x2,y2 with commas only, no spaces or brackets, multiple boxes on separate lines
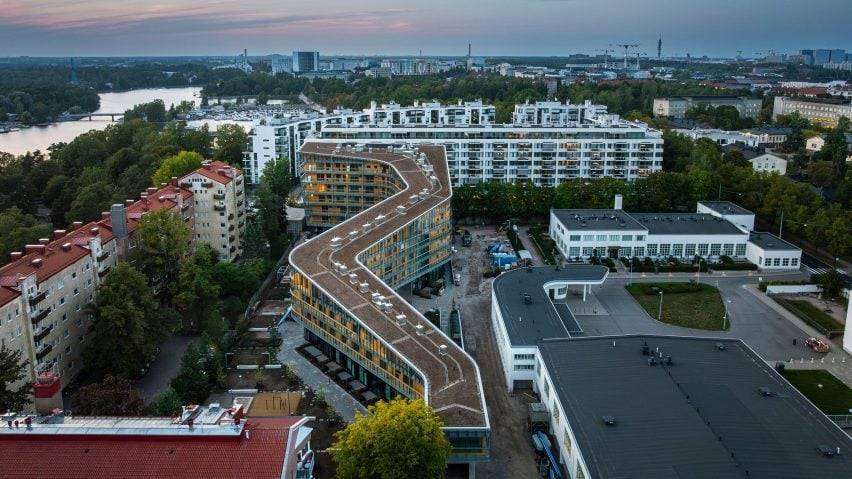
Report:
827,415,852,429
765,284,821,295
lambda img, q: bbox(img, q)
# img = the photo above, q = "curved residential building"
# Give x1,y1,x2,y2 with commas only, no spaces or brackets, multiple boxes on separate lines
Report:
288,142,490,465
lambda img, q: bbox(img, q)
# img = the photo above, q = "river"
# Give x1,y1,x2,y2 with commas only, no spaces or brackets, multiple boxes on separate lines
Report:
0,87,203,156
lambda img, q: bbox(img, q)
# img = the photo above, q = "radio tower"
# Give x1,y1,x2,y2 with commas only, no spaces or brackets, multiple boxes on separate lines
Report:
657,35,662,60
69,58,78,85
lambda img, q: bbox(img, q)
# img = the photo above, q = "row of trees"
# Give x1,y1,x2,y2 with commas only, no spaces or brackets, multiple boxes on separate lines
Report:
0,85,100,124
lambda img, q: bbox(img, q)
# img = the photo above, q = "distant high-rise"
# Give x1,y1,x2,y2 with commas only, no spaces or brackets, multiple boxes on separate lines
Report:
292,51,319,73
69,58,78,84
657,35,662,59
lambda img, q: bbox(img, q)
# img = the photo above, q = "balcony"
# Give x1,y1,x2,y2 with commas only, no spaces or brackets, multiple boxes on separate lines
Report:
229,246,236,253
236,188,243,196
98,266,111,278
228,224,235,232
228,213,235,220
36,344,53,361
229,235,236,242
180,180,192,188
237,199,244,207
202,180,214,188
97,250,110,262
29,291,47,305
214,192,226,200
214,203,226,211
31,308,49,326
34,325,53,342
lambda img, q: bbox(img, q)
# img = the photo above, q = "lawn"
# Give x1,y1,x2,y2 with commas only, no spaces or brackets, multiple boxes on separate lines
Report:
782,369,852,415
626,282,727,331
528,226,556,264
778,299,844,332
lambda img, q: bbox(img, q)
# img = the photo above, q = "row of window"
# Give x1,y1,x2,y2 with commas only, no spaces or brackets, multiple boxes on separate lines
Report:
763,257,798,267
570,234,646,242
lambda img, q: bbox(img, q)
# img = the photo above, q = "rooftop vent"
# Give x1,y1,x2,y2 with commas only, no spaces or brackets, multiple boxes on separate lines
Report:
395,314,407,325
348,273,359,284
439,344,448,356
418,190,429,200
396,205,406,215
61,243,72,252
602,416,616,426
409,194,419,205
349,230,359,240
371,293,382,304
375,214,387,225
665,355,673,365
359,282,370,293
817,445,840,457
31,258,43,268
523,293,532,304
330,237,343,250
415,324,425,336
641,342,650,356
715,342,727,351
382,301,393,312
757,387,773,397
362,223,372,234
338,264,348,276
648,357,658,366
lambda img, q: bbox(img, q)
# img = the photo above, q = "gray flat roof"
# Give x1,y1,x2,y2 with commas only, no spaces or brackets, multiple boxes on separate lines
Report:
749,232,799,251
493,265,609,346
538,335,852,479
551,209,646,232
698,201,753,216
632,213,745,236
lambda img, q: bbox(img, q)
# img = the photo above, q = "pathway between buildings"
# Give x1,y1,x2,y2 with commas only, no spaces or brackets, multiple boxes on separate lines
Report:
277,320,367,423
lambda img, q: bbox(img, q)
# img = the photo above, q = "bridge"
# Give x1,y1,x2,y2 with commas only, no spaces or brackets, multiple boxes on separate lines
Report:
65,112,124,121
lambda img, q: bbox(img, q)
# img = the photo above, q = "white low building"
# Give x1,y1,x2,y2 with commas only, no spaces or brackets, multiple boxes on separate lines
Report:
749,153,787,175
549,198,800,270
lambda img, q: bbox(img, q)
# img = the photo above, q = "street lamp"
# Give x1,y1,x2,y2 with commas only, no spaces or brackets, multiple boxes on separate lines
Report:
629,259,634,286
723,299,731,330
658,290,664,321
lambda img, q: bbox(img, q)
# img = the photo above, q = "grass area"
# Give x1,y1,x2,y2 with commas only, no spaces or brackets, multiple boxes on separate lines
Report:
626,282,727,331
782,369,852,415
779,299,844,332
528,226,556,264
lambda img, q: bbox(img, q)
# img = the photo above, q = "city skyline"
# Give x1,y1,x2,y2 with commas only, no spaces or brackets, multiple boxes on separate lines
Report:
2,0,850,58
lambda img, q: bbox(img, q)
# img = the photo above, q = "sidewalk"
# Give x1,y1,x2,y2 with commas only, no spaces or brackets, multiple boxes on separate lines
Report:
743,284,852,388
276,320,367,423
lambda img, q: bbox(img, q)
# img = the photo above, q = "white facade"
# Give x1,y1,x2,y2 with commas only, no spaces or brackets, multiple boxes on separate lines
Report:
750,153,787,175
745,232,801,270
772,96,852,128
674,128,759,148
806,136,825,152
180,161,246,262
653,96,762,119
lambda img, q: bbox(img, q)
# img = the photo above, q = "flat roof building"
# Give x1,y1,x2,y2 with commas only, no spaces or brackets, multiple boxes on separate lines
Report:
535,335,852,479
653,96,762,119
773,96,852,128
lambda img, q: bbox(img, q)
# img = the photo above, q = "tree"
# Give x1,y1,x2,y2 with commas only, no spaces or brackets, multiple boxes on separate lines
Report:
174,244,221,331
0,347,32,412
257,157,291,257
83,263,164,378
0,207,51,260
213,123,248,167
132,208,192,303
721,149,749,168
151,388,183,416
71,375,148,416
151,150,203,186
807,161,834,187
170,335,223,405
331,398,451,479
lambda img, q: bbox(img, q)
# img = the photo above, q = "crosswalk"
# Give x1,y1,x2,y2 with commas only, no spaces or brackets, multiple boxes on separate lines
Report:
804,265,832,277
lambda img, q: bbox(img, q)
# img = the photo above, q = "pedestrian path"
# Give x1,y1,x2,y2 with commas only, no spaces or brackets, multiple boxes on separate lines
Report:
277,320,367,423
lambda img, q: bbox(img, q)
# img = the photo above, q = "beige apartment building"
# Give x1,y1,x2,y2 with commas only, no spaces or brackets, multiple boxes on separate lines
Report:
180,161,246,261
653,96,762,119
772,96,852,128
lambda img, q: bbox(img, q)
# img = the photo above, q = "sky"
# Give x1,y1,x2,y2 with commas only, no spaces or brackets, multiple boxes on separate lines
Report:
0,0,849,58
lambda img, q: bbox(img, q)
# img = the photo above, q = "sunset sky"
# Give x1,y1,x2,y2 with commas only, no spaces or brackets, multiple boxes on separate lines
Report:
1,0,849,57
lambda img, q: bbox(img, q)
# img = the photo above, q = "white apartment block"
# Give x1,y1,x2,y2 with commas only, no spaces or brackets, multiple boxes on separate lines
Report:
673,129,759,148
773,96,852,128
245,100,664,187
549,198,800,270
180,161,246,261
653,96,762,119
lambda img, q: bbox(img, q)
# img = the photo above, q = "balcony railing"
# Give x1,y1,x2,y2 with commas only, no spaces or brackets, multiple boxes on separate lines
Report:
228,225,235,232
214,192,226,200
97,250,110,262
229,235,236,242
29,291,47,305
228,213,235,220
31,308,49,326
229,246,236,252
237,199,244,207
214,204,226,211
36,344,53,361
34,325,53,342
98,266,111,278
202,180,214,188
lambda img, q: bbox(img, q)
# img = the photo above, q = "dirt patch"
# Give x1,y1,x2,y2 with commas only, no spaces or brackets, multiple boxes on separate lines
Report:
248,391,303,416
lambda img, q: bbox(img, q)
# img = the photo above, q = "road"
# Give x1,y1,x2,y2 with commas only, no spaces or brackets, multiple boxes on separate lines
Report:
135,334,198,400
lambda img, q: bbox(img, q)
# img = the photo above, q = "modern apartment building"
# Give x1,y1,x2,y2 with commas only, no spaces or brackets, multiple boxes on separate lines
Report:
548,199,801,270
244,100,664,189
772,96,852,128
180,161,247,261
0,163,245,402
292,51,319,73
289,142,490,467
653,96,762,119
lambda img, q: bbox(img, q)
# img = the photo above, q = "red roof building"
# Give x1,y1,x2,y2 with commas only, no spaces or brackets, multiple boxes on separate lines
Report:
0,403,314,479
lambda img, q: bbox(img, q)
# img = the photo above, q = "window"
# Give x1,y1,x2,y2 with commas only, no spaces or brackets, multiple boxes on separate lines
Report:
514,353,535,361
569,235,581,241
622,235,633,241
73,288,79,296
647,244,658,255
59,297,65,305
582,235,594,241
659,244,671,255
735,244,746,256
582,247,593,257
782,258,790,266
563,430,572,455
568,247,580,257
773,258,781,266
514,364,535,371
544,380,550,398
722,244,734,256
791,258,798,266
765,258,771,266
64,345,72,354
596,235,607,241
621,246,632,257
698,244,709,256
634,247,645,257
58,280,64,290
63,329,70,339
710,244,721,256
671,244,683,256
552,400,560,425
609,235,619,241
636,235,645,241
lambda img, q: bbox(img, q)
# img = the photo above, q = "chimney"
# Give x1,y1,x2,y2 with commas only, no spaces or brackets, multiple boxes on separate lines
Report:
53,230,67,240
614,194,623,210
33,372,63,415
147,187,157,195
202,161,212,171
110,204,128,239
125,200,134,207
31,258,43,268
39,238,50,245
10,252,23,261
171,176,178,187
72,221,83,230
101,212,110,219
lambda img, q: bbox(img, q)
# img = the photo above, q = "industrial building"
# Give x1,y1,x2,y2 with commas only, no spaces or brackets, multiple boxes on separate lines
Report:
288,142,490,469
244,100,664,192
292,51,319,73
548,198,801,270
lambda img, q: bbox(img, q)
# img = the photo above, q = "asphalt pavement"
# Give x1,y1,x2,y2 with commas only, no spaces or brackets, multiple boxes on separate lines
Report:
135,334,198,400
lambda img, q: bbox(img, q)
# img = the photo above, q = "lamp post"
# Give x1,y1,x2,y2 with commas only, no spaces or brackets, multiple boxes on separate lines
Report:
723,299,731,330
629,259,634,286
658,290,664,321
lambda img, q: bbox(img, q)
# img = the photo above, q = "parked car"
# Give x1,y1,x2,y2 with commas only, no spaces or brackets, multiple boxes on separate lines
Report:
805,337,830,353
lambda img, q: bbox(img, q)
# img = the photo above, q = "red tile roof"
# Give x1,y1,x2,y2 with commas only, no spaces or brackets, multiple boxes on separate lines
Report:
184,161,242,185
0,418,301,479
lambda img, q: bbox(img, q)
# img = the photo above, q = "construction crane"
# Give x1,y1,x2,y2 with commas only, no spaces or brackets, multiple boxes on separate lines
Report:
634,52,647,70
595,49,614,68
736,50,743,61
610,43,639,69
